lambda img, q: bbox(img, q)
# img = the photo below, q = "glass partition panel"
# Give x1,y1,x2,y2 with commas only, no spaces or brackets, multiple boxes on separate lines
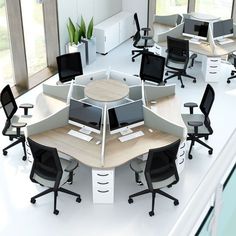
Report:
195,0,233,20
20,0,47,77
0,0,14,89
156,0,188,15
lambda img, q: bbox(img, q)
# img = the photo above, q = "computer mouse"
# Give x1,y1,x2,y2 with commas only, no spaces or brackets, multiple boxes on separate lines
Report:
148,129,153,133
96,141,101,145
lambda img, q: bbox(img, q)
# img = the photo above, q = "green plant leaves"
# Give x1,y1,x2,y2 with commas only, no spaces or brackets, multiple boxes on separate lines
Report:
87,17,94,40
80,16,86,39
67,17,75,45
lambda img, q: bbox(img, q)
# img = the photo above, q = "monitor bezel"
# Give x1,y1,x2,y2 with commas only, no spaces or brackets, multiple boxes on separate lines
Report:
183,18,209,41
108,99,144,135
68,99,103,134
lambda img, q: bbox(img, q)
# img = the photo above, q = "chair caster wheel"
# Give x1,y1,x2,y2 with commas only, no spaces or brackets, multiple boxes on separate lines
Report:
22,156,27,161
167,184,172,188
128,198,133,204
165,72,168,76
193,79,196,83
174,200,179,206
132,52,134,55
30,198,36,204
53,209,59,215
231,72,234,76
181,85,185,88
227,80,231,84
164,79,167,84
205,136,208,140
3,150,7,156
132,58,135,62
149,211,154,216
10,137,13,141
209,150,213,155
76,197,81,203
188,154,193,159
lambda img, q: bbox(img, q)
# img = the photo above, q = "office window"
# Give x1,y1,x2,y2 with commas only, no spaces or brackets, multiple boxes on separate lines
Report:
21,0,47,77
156,0,188,15
195,0,233,20
0,0,14,89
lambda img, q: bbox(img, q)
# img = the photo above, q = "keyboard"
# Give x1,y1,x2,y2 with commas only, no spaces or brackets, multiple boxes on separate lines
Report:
118,131,144,142
217,38,234,45
67,129,93,142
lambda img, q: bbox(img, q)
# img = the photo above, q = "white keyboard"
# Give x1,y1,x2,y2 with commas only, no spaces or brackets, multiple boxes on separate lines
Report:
67,130,93,142
217,38,234,45
118,131,144,142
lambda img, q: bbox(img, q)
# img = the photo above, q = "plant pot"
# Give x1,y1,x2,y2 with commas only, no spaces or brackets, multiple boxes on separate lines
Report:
65,42,86,68
81,37,96,65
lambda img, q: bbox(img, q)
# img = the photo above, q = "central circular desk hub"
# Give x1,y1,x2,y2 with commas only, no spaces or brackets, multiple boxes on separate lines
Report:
84,79,129,102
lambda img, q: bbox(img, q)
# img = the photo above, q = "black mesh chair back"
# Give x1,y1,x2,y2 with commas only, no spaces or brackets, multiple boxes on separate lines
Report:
56,52,83,83
134,13,141,32
140,52,165,84
144,139,180,191
167,36,189,63
28,138,63,188
1,85,17,121
200,84,215,118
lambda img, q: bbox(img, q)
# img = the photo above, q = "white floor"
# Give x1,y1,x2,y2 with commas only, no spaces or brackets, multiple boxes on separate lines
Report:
1,39,236,236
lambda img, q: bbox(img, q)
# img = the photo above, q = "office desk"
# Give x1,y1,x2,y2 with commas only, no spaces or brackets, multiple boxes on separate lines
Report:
153,23,236,82
27,72,186,203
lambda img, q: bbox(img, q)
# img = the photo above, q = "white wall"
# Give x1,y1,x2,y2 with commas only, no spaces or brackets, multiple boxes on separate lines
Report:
57,0,122,53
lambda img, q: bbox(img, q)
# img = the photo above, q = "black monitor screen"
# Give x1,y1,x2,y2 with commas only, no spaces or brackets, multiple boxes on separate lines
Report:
140,52,165,84
108,100,144,132
183,18,209,39
213,19,233,38
69,99,102,131
57,52,83,83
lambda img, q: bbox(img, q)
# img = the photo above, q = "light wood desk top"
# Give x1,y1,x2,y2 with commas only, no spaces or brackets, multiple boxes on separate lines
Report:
84,79,129,102
190,12,220,21
30,95,182,169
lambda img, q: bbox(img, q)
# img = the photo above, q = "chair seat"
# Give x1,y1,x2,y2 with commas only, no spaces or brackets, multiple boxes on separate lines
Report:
135,38,155,48
33,157,77,188
182,114,210,134
166,59,186,70
130,159,176,189
5,115,31,136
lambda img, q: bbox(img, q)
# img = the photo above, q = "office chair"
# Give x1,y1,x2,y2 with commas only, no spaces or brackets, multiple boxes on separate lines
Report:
56,52,83,83
164,36,197,88
132,13,155,62
227,53,236,83
182,84,215,159
140,51,166,85
128,139,181,216
27,138,81,215
1,85,33,160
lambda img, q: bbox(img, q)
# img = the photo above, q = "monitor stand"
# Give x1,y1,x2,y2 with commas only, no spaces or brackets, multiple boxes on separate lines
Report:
79,127,92,135
120,128,133,136
216,37,234,45
189,38,201,45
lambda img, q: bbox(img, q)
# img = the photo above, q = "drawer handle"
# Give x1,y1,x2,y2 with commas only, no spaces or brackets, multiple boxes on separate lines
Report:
180,143,185,149
210,59,218,62
180,151,185,157
209,72,217,74
98,190,109,193
179,158,184,164
97,182,109,185
97,174,109,177
210,66,218,68
155,46,160,49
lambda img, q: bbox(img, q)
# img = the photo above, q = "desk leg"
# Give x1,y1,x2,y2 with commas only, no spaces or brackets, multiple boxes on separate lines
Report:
92,168,115,204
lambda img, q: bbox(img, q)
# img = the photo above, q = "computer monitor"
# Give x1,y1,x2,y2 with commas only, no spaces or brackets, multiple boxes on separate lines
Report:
57,52,83,83
139,52,165,84
69,99,102,134
213,19,233,40
183,18,209,41
108,100,144,135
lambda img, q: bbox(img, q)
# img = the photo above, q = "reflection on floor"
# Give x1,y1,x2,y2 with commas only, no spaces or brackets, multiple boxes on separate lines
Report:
0,39,236,236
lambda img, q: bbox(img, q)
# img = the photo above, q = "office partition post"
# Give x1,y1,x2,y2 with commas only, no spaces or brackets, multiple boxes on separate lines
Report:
101,104,107,167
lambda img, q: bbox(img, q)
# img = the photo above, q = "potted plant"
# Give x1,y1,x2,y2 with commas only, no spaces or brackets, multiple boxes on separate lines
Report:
80,16,96,65
65,17,86,67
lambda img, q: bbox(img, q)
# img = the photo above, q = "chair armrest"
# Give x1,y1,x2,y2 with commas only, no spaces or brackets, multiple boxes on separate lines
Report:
141,27,151,35
64,159,79,172
190,53,197,60
130,159,144,174
19,103,34,116
184,102,198,114
188,121,203,134
142,36,152,40
12,122,27,137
